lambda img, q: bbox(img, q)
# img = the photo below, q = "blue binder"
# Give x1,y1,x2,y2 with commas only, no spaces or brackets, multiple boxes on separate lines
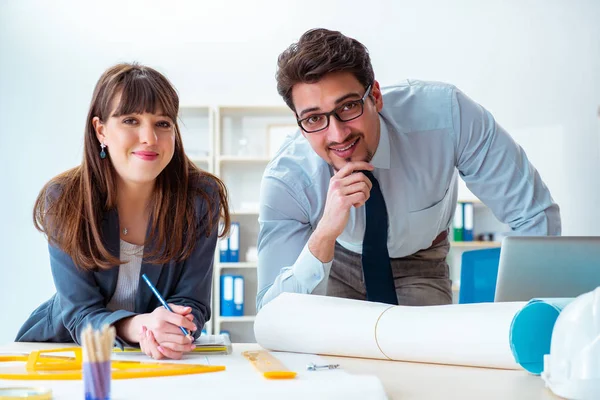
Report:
219,237,229,262
219,222,229,262
233,275,244,316
220,275,235,316
229,222,240,262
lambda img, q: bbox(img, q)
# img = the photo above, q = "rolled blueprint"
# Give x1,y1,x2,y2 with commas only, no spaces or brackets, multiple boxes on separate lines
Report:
254,293,527,370
509,298,573,374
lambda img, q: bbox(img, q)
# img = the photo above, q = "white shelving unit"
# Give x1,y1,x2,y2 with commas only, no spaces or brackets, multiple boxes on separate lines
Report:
218,316,256,323
219,262,258,269
218,156,272,163
179,106,213,174
211,105,297,343
447,193,508,302
231,210,260,216
178,104,509,339
178,105,215,335
450,241,501,248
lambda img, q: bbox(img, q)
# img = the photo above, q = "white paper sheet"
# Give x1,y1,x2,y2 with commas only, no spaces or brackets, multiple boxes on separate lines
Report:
255,293,527,369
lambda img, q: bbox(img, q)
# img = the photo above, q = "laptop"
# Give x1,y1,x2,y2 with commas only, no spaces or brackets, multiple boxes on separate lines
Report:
494,236,600,302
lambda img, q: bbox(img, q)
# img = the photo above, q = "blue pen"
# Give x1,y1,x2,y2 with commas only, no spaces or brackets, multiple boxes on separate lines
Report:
141,273,191,337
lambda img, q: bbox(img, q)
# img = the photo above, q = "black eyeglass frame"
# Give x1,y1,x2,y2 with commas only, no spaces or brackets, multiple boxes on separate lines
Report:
296,84,373,134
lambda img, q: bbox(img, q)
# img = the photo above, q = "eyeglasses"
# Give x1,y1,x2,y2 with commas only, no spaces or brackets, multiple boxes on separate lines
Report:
296,84,372,134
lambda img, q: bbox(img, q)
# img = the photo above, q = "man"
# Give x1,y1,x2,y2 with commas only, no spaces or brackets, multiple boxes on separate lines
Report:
256,28,560,310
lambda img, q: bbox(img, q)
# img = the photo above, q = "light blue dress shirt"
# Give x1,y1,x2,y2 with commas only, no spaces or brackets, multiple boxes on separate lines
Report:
256,80,561,310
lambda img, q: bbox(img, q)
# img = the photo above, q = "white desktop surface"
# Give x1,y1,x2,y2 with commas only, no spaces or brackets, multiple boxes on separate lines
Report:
0,342,561,399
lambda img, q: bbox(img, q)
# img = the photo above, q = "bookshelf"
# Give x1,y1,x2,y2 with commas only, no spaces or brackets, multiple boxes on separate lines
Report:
179,104,509,340
451,241,501,248
179,106,213,173
178,106,214,335
211,105,296,343
179,104,296,341
448,191,508,301
219,261,258,269
218,156,272,163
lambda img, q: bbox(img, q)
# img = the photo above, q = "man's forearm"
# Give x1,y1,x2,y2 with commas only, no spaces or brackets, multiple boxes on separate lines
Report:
257,229,336,310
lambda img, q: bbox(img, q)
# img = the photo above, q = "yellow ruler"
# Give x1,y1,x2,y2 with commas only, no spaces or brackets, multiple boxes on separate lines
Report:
0,347,225,380
242,350,296,379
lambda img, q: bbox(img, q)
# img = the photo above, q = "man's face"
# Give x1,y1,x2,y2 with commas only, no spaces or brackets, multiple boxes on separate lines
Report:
291,72,383,171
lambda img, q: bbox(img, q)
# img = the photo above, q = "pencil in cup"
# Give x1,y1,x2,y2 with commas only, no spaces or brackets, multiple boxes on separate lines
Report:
82,324,115,400
141,273,191,337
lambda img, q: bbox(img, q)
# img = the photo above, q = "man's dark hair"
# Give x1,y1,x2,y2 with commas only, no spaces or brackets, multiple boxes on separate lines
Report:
276,28,374,112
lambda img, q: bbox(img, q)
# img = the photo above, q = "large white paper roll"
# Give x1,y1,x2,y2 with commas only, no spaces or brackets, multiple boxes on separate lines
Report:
254,293,392,359
376,301,524,369
255,293,527,369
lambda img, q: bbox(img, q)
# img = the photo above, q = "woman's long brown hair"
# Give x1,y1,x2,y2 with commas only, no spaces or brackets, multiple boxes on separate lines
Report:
33,63,230,270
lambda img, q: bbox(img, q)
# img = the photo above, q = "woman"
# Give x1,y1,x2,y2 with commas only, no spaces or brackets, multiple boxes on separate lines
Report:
16,63,230,360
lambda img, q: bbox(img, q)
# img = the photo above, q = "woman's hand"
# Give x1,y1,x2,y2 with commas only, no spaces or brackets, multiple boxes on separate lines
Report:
116,304,197,359
138,325,196,360
141,304,196,341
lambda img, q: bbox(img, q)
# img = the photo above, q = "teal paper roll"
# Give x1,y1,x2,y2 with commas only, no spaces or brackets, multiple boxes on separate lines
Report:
509,298,573,374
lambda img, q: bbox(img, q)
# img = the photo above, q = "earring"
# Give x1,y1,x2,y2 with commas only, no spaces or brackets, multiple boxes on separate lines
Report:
100,142,107,159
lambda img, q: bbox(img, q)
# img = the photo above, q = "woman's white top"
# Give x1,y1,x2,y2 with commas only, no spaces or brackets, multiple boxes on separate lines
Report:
106,240,144,312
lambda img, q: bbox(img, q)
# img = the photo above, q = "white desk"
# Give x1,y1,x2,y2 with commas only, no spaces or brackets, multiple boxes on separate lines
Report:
317,346,561,399
0,342,562,399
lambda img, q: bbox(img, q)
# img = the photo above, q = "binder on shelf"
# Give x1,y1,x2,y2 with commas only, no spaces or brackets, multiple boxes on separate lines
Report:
233,276,244,317
219,222,229,262
463,202,474,241
220,275,235,316
219,238,229,263
229,222,240,262
453,202,464,241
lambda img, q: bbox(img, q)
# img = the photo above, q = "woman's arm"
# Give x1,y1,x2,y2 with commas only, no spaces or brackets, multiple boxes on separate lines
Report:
48,244,136,345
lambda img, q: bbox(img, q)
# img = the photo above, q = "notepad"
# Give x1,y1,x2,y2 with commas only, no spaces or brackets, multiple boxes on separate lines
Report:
193,334,233,355
113,334,232,355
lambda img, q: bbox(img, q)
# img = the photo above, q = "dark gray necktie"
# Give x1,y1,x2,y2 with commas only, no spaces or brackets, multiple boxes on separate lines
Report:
361,171,398,305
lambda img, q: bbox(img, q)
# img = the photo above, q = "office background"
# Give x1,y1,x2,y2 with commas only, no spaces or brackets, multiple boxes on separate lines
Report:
1,0,599,344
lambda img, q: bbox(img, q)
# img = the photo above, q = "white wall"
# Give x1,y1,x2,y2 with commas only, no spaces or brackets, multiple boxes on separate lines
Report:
1,0,599,344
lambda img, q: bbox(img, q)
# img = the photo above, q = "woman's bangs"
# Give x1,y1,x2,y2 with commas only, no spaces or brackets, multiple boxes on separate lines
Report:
111,74,177,120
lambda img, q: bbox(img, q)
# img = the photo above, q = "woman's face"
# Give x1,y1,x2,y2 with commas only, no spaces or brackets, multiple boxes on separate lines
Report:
93,93,176,186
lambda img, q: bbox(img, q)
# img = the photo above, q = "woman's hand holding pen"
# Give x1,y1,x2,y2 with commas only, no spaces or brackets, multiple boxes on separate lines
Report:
138,304,197,360
115,304,196,360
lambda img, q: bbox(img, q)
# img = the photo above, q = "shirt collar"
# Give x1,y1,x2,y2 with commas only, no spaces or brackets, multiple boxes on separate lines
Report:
369,115,391,169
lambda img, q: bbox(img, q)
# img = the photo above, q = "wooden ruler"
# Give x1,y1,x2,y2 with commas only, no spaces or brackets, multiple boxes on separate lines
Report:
242,350,297,379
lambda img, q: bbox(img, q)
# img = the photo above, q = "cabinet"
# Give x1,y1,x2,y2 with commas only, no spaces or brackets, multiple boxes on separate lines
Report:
179,105,508,341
